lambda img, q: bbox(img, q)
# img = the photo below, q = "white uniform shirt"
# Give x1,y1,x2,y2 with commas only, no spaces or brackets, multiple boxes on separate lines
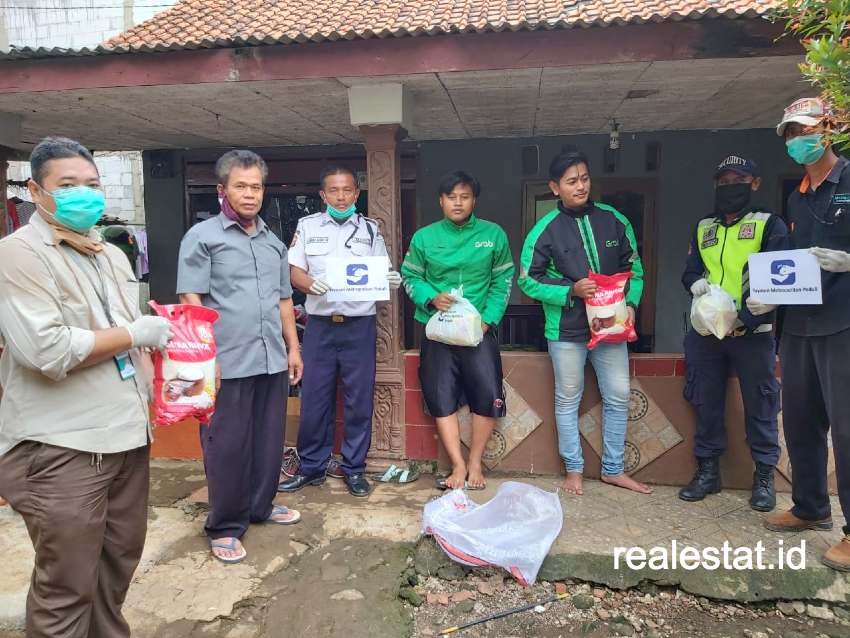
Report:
289,212,388,317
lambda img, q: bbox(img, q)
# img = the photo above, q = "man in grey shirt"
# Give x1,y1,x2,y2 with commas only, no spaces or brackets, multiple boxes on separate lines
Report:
177,150,303,564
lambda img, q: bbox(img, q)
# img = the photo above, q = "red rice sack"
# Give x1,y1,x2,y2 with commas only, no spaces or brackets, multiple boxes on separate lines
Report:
149,302,220,426
585,271,637,350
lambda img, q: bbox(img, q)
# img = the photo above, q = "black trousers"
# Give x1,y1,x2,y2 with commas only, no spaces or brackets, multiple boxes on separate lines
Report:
780,329,850,534
683,330,780,464
201,372,289,539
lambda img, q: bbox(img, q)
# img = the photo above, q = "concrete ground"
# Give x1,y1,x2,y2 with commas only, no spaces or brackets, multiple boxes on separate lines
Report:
0,460,848,637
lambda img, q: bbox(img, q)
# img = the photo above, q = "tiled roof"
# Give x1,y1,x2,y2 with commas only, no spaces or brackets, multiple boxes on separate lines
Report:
102,0,776,53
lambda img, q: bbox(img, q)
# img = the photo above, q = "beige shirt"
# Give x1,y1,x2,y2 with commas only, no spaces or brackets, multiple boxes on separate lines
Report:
0,213,151,456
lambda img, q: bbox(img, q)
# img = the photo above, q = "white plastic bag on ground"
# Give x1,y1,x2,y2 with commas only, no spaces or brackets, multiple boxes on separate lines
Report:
425,289,484,347
690,284,738,339
421,481,563,585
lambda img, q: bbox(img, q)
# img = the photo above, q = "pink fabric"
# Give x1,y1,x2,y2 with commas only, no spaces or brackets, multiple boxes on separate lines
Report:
220,196,253,229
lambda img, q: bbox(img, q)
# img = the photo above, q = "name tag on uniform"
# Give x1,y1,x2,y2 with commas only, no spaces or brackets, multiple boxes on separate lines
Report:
748,249,822,305
325,256,390,302
114,351,137,380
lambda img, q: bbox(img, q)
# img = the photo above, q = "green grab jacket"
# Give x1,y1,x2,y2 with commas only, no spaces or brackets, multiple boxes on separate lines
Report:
400,215,515,327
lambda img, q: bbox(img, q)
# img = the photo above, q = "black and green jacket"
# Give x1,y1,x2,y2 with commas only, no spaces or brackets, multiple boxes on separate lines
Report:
518,202,644,342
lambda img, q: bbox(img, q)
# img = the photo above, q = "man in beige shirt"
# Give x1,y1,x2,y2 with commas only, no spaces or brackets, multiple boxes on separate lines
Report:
0,137,171,638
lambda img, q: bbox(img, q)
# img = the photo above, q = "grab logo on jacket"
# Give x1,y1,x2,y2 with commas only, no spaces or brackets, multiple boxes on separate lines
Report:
475,241,494,248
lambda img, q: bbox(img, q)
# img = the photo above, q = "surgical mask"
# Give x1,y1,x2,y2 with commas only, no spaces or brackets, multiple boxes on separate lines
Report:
326,203,356,220
714,182,752,216
786,134,827,165
38,185,105,233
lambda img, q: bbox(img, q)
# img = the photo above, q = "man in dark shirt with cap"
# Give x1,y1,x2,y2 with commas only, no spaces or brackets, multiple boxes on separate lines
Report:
764,98,850,572
680,155,787,511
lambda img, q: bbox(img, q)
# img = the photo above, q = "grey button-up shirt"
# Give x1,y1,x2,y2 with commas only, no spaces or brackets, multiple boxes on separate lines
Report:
177,214,292,380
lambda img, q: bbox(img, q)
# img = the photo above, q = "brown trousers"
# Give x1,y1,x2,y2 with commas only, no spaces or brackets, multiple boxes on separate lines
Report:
0,441,149,638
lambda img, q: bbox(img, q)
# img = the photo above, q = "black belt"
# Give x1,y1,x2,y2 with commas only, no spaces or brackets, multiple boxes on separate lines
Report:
311,314,359,324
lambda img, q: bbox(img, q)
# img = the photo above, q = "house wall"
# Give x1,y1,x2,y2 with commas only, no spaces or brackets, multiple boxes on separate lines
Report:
416,129,805,353
0,0,174,50
2,0,176,226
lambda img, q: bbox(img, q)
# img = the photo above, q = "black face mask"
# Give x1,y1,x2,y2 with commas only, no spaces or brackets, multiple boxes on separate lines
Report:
714,182,752,216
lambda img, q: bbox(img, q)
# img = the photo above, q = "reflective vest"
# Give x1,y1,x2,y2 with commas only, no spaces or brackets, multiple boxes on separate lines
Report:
696,211,771,308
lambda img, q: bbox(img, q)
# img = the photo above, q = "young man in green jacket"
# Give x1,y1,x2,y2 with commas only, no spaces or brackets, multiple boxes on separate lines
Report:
401,171,514,490
518,149,651,496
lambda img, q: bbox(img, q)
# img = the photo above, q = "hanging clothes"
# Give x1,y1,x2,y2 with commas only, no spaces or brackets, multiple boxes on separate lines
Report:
134,228,149,281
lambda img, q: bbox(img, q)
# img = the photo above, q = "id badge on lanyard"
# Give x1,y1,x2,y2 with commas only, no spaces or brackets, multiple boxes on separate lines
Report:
71,251,136,381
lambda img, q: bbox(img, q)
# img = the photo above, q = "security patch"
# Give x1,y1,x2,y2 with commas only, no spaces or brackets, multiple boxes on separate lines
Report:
738,223,756,240
701,225,718,249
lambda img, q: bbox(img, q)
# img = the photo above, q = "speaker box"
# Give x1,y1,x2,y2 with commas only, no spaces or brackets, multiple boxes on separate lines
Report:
521,145,539,177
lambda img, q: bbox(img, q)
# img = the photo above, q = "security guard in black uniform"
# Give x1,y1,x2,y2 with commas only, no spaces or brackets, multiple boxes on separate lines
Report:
764,98,850,572
680,156,788,511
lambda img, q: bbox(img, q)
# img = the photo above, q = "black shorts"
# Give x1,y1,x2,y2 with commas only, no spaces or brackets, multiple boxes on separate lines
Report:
419,330,507,418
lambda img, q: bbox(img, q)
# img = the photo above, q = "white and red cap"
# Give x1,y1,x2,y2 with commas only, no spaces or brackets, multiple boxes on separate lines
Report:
776,97,831,136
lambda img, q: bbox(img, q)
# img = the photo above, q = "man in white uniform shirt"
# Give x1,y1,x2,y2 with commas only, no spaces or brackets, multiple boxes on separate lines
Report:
279,165,401,497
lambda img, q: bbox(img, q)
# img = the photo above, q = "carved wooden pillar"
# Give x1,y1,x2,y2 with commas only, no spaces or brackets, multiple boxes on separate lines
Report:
361,124,406,460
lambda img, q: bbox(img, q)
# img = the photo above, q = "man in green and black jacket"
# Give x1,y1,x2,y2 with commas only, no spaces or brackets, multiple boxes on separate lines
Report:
518,149,650,497
401,171,514,491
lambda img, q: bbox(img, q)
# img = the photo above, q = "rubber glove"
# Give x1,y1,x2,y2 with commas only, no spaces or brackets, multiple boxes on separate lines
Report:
745,297,776,316
309,279,330,295
810,247,850,273
126,316,172,350
690,278,710,297
387,271,402,290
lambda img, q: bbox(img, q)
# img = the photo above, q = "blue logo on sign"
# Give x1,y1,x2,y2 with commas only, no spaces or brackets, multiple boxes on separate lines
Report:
771,259,796,286
346,263,369,286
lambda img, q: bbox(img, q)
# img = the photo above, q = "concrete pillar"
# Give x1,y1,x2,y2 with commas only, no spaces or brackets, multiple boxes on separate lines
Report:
361,124,407,460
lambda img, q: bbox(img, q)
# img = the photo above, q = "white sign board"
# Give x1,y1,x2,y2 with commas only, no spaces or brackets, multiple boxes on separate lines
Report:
325,256,390,302
748,249,822,305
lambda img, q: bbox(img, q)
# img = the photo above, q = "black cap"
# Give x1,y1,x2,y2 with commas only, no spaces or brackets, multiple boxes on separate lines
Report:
715,155,759,178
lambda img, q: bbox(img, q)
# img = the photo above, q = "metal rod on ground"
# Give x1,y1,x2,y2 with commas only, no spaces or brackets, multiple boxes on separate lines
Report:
439,592,569,635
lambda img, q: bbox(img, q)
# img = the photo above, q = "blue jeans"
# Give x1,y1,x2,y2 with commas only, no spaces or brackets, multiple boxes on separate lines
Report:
548,340,630,476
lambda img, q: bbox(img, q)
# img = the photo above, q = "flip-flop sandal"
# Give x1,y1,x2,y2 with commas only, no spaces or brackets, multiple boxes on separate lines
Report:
266,504,301,525
435,475,466,490
210,537,247,564
371,464,421,484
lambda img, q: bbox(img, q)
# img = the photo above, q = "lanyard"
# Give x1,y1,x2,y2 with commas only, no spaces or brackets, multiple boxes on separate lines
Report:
66,249,118,328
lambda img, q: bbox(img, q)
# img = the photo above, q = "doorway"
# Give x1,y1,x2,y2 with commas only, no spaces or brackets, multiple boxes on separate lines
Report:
519,177,659,352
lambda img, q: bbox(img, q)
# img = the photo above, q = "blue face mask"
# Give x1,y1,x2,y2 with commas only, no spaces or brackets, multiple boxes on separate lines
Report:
786,134,827,166
40,185,106,233
326,203,356,220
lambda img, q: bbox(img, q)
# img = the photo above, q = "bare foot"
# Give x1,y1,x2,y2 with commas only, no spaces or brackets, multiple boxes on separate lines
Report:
601,473,653,494
446,464,467,490
561,472,583,495
467,462,486,489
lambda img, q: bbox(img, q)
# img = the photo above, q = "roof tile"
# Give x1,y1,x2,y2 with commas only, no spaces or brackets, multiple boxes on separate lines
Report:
101,0,774,52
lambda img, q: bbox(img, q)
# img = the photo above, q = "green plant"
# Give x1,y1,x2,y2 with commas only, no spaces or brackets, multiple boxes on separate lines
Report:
774,0,850,149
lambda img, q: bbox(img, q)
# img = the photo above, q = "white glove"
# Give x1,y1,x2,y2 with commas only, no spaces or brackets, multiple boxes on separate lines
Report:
126,316,172,350
746,297,776,317
810,247,850,273
387,270,402,290
690,278,711,297
309,279,330,295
